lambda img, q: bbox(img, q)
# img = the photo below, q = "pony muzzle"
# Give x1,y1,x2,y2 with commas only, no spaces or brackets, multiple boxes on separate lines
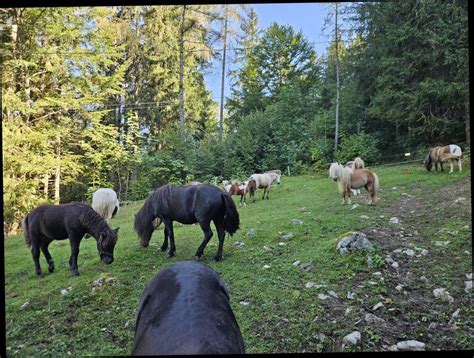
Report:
101,253,114,264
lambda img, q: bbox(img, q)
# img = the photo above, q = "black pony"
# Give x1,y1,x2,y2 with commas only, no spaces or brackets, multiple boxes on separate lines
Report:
134,184,239,261
132,261,245,355
22,202,119,277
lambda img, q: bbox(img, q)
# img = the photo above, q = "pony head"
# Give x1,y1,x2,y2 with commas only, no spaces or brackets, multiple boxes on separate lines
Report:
424,151,433,171
275,173,281,184
329,163,341,181
97,227,119,264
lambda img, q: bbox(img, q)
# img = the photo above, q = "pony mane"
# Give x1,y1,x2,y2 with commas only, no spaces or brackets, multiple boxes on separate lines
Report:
134,185,171,240
79,205,115,244
354,157,365,169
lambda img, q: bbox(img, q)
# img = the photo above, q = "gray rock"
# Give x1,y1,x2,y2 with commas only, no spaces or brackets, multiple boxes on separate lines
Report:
360,215,370,219
246,228,256,238
337,232,372,255
435,241,450,246
350,204,359,210
433,288,454,303
239,301,250,306
391,261,399,269
372,302,384,310
300,263,314,272
280,232,294,240
20,301,30,311
403,249,415,257
291,219,303,225
328,290,339,298
342,331,361,346
389,217,399,224
233,241,245,248
365,313,385,324
305,282,315,288
318,294,330,300
292,260,301,266
464,280,472,293
396,340,425,351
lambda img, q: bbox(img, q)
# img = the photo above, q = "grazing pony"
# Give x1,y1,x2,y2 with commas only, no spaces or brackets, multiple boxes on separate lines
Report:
329,163,379,205
92,188,119,223
229,181,247,206
345,157,365,195
248,172,281,200
424,144,462,173
132,261,245,355
245,179,257,203
265,169,282,176
134,184,239,261
22,203,119,276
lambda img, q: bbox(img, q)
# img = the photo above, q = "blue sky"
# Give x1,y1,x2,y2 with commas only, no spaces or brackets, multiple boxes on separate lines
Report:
205,2,332,106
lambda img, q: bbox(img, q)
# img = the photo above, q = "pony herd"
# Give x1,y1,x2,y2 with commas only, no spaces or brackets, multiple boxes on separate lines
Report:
19,143,464,354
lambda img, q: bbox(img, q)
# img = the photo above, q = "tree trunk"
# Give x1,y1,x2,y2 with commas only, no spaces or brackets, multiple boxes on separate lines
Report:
44,174,49,200
465,99,470,147
54,138,60,204
219,5,229,138
179,5,186,136
334,3,340,154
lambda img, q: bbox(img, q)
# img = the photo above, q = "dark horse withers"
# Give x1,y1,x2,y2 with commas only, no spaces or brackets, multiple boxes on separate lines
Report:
134,184,240,261
22,203,119,277
132,261,245,355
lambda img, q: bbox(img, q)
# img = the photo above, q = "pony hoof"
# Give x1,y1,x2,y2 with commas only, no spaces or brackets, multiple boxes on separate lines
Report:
48,266,55,273
160,246,168,252
72,271,80,276
167,253,175,258
213,255,222,262
36,272,44,277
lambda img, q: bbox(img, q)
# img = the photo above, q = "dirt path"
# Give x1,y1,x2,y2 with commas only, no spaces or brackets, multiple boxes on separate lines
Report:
325,177,472,351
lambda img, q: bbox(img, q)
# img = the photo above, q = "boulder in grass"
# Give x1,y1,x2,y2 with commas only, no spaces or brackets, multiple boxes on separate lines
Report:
337,232,372,255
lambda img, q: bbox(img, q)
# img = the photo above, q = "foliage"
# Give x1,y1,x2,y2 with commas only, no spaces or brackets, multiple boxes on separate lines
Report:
334,132,380,165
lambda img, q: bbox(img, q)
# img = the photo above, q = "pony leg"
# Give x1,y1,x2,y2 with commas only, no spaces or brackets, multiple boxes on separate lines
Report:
68,238,81,276
449,160,454,174
31,241,43,277
160,227,169,252
164,220,176,258
213,220,226,262
40,239,55,273
262,188,266,200
459,158,462,172
195,222,213,258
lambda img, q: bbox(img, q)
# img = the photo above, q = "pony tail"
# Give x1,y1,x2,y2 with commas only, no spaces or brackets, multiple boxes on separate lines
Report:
373,172,380,201
424,151,432,171
222,193,240,236
22,215,31,247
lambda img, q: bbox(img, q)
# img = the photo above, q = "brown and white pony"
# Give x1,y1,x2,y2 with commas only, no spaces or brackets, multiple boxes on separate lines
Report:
229,182,246,206
424,144,462,173
245,179,257,203
345,157,365,195
329,163,379,206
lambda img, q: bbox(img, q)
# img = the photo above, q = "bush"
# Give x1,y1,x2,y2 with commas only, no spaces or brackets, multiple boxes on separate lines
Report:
335,132,380,165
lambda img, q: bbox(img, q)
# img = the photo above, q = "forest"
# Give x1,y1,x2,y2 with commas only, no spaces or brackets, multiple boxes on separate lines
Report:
2,2,469,233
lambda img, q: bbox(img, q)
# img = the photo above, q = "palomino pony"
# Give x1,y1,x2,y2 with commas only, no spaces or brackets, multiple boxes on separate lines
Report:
92,188,119,223
134,184,240,261
22,203,119,276
424,144,462,173
132,261,245,355
248,172,281,200
329,163,379,205
345,157,365,196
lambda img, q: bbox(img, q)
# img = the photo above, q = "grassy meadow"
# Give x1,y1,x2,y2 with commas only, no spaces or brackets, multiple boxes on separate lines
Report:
4,162,472,355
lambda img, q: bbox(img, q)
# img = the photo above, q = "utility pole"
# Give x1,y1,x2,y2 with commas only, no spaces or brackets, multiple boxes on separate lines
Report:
179,5,186,136
334,2,340,153
218,4,229,138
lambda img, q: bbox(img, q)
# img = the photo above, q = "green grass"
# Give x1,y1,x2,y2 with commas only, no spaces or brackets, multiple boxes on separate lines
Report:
4,163,472,355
